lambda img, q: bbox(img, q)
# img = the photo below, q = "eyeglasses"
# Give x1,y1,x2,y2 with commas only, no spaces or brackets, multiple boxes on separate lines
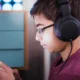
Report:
36,24,54,35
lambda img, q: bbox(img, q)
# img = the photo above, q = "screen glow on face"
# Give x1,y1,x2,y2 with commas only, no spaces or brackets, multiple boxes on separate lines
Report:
13,3,23,10
3,0,11,3
2,3,12,10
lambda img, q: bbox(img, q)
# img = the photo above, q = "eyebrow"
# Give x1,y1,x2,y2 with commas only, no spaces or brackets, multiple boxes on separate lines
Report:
36,24,44,27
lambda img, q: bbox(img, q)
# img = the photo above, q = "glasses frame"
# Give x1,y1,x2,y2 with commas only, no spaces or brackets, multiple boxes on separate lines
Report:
36,24,54,35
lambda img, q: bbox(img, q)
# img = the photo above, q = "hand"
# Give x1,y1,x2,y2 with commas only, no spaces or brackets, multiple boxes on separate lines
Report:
0,61,15,80
13,69,22,80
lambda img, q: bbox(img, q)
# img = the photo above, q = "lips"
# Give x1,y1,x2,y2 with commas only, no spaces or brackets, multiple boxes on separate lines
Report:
40,43,45,46
40,43,47,48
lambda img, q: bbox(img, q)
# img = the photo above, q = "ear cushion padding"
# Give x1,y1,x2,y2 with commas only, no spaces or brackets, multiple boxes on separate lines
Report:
54,16,80,41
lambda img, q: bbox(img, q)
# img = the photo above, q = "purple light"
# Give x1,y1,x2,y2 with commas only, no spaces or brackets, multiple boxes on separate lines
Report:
0,4,1,10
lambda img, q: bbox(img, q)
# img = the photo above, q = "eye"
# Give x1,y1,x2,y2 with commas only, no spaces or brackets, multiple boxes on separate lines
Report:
38,29,42,33
36,28,43,34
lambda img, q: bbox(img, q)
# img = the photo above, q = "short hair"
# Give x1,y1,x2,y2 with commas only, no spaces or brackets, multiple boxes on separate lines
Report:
30,0,80,22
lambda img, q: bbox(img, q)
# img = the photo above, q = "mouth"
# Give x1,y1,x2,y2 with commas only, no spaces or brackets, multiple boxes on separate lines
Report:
42,46,47,48
40,43,47,48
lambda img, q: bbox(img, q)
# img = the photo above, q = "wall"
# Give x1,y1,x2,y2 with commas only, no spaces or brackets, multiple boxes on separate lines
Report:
19,0,44,80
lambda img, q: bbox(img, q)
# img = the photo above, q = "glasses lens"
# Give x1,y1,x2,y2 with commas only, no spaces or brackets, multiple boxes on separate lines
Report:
37,29,43,34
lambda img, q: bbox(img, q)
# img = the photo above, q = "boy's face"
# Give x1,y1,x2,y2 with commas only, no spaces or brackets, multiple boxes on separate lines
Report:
34,14,67,53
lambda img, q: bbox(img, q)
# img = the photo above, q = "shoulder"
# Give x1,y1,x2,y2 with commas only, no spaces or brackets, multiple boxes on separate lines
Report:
72,55,80,79
67,49,80,72
74,56,80,73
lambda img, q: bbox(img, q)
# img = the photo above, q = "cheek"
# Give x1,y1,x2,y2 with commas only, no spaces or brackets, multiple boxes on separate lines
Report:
42,29,57,45
42,29,62,49
42,28,68,52
42,32,58,52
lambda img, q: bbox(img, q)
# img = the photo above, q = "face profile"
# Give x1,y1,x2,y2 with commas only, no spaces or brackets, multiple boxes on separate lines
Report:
30,0,80,80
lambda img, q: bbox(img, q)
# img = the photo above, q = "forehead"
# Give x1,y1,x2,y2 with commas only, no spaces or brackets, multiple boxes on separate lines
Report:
34,14,47,24
34,14,54,25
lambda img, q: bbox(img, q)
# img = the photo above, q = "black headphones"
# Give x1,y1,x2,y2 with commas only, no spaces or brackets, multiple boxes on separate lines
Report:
54,0,80,42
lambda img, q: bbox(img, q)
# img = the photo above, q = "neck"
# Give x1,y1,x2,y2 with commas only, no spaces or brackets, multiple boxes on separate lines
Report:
60,36,80,61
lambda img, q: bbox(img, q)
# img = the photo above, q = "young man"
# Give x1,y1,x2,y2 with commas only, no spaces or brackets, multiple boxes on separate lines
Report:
30,0,80,80
0,0,80,80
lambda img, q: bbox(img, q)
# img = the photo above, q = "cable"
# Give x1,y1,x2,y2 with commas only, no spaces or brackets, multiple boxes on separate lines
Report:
57,39,73,74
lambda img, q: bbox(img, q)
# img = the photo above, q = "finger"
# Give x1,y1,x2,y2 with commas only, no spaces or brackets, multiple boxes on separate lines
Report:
13,69,22,80
0,68,5,72
0,68,8,80
13,69,18,74
0,61,15,80
13,69,20,77
0,71,6,79
0,69,15,80
0,61,12,73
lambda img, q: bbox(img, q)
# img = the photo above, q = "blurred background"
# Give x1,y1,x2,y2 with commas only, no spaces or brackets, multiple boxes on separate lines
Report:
0,0,58,80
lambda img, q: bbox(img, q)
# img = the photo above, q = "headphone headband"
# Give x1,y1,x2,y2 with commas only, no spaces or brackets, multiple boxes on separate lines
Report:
57,0,71,17
54,0,80,41
57,0,69,5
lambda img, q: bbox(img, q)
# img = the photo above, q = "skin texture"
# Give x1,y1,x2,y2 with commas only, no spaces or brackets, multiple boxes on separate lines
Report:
0,61,22,80
34,14,68,53
34,14,80,61
0,61,15,80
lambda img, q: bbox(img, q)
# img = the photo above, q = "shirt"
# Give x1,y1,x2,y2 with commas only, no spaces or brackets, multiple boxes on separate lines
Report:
49,49,80,80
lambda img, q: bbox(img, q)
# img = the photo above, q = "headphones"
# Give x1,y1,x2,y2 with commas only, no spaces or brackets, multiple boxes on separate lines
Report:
54,0,80,42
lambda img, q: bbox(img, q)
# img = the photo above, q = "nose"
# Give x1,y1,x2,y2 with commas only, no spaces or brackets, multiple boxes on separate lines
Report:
35,33,43,42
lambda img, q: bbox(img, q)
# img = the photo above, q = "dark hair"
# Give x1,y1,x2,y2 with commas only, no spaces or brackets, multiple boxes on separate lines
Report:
30,0,80,22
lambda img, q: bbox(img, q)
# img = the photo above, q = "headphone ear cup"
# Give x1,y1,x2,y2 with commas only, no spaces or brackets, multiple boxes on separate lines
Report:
54,17,80,42
54,18,63,40
71,16,80,27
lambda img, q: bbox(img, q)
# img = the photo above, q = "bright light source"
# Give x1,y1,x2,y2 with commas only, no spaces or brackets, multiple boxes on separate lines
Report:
13,3,23,10
13,0,22,3
2,3,12,10
3,0,11,3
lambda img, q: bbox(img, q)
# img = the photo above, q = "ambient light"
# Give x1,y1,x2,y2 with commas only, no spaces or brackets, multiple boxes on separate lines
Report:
13,0,22,3
3,0,11,3
13,3,23,10
1,0,23,10
2,3,12,10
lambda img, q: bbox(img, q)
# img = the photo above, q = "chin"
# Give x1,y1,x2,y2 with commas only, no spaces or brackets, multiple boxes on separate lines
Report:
45,47,58,53
48,49,59,53
47,49,54,53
